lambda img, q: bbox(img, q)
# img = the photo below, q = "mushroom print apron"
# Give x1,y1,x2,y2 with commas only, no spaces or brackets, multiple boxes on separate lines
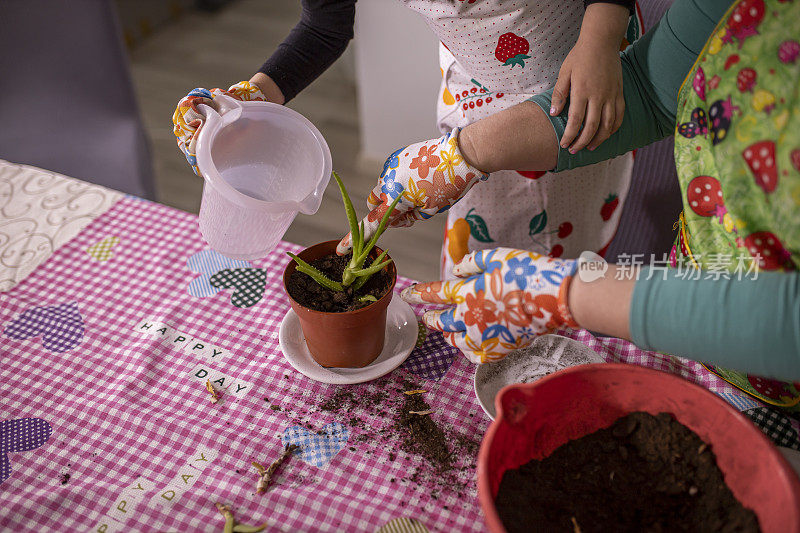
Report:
672,0,800,411
400,0,642,277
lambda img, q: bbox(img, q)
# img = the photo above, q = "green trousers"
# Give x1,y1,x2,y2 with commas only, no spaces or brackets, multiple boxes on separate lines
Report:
529,0,732,172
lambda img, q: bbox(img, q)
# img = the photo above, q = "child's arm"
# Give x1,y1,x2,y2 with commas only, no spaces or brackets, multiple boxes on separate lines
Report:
457,0,730,174
570,268,800,380
173,0,354,175
252,0,356,104
403,248,800,378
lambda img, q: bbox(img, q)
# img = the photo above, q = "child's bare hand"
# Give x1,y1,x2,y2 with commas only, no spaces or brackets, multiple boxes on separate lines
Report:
550,40,624,154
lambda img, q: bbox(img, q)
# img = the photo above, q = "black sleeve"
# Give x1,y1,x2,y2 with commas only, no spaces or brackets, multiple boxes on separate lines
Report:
584,0,635,15
258,0,356,102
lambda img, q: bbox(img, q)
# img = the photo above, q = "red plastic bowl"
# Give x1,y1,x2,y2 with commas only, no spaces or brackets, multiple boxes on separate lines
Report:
477,364,800,533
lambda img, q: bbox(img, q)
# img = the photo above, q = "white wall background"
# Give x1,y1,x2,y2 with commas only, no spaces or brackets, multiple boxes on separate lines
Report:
354,0,441,164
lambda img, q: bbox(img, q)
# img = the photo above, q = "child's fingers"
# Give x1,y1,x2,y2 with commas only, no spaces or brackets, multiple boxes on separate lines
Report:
587,102,616,152
568,100,601,153
367,189,382,209
345,201,415,257
454,247,522,278
602,101,617,142
387,210,417,228
183,89,218,114
349,213,382,253
437,329,482,364
560,96,586,149
451,251,485,278
421,308,462,332
184,88,216,109
400,281,456,305
335,232,353,256
613,96,625,133
550,68,571,116
187,87,214,99
193,96,218,113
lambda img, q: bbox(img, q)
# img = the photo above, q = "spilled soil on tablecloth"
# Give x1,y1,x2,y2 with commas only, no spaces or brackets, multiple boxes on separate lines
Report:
396,393,452,468
286,252,391,312
494,412,760,533
319,376,481,501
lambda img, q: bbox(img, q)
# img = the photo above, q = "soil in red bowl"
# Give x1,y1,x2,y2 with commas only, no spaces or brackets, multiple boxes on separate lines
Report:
494,412,759,533
286,252,392,312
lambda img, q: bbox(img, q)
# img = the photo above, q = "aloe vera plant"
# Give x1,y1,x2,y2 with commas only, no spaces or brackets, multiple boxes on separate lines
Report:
287,172,402,297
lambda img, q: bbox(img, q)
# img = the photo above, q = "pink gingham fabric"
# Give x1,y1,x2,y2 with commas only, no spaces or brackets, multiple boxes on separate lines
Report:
1,196,795,532
0,197,489,532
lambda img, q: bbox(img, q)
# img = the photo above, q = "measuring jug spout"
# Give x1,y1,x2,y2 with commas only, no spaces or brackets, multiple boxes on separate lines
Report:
297,179,329,215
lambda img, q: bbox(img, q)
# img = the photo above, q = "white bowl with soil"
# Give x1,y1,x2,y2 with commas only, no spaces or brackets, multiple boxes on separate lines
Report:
474,334,604,419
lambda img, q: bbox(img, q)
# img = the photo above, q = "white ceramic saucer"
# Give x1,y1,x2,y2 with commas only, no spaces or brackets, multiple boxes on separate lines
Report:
279,295,418,384
473,334,605,419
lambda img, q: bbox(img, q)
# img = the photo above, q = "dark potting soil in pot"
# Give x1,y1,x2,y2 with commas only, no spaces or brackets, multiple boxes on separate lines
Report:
495,412,760,533
287,252,392,312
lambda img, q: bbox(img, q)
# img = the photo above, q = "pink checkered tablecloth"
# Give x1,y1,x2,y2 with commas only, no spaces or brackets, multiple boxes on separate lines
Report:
2,196,797,532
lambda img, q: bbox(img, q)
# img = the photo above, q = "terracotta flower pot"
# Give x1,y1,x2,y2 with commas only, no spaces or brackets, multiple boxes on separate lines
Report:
282,240,397,368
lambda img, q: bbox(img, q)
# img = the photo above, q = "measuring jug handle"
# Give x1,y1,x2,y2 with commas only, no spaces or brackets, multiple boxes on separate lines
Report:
198,94,244,125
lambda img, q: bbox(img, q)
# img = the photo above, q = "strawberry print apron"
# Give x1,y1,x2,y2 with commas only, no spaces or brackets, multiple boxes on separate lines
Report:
672,0,800,411
400,0,642,277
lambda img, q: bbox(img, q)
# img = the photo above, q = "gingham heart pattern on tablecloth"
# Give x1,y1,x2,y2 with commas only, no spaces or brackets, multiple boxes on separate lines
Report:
281,422,349,468
717,391,762,411
377,517,430,533
3,302,84,352
209,268,267,308
85,236,119,262
401,327,460,381
0,418,52,484
186,249,252,297
744,407,800,450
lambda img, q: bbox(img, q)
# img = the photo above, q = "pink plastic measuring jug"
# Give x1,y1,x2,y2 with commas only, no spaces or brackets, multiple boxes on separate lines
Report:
195,95,332,260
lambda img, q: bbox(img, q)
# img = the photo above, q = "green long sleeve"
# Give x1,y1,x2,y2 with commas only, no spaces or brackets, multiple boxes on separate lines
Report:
528,0,731,172
630,268,800,381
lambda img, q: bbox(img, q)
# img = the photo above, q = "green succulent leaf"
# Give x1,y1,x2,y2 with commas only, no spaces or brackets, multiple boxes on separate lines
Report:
342,269,355,287
232,523,268,533
373,249,388,265
287,252,343,291
350,258,393,278
356,220,365,258
359,193,402,265
351,274,369,291
351,249,389,291
332,171,360,252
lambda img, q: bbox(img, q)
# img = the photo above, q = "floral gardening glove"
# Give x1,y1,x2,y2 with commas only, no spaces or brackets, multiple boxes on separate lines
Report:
172,81,266,175
400,247,579,364
336,128,489,254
